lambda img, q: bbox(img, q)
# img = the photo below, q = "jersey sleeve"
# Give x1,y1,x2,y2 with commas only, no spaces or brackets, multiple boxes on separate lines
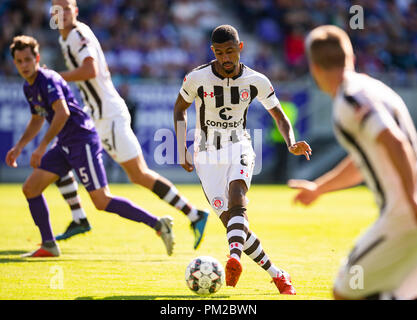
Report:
343,94,398,141
361,103,398,141
256,74,279,110
45,76,66,106
179,71,198,103
68,29,97,64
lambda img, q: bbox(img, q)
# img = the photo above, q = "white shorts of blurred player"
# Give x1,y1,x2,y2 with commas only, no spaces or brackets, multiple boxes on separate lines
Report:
334,205,417,300
194,139,256,217
94,115,142,163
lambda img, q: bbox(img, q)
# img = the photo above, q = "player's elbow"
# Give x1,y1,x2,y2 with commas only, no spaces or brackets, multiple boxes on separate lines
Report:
82,58,98,80
88,64,98,78
83,64,97,80
59,107,70,120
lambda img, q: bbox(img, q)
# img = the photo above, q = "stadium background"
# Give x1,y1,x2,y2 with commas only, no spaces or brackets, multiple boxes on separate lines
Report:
0,0,416,184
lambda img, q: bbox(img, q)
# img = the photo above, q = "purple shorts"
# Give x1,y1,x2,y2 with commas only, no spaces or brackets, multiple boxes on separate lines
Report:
39,139,108,192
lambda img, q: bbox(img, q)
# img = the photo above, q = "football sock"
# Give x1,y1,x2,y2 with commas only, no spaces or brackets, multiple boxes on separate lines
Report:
227,206,249,261
104,196,159,229
243,231,282,278
152,179,199,222
56,171,87,223
27,195,55,243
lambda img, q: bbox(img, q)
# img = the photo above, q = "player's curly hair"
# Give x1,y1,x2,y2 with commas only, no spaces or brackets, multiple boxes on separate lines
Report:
211,25,240,44
10,35,40,58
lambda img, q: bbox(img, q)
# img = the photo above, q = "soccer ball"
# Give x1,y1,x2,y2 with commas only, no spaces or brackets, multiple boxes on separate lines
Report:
185,256,225,296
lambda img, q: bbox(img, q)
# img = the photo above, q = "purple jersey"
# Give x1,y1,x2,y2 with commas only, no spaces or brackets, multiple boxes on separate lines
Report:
23,67,96,145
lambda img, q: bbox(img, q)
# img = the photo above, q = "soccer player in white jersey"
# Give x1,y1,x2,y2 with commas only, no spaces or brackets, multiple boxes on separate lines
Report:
50,0,209,248
289,25,417,300
174,25,312,294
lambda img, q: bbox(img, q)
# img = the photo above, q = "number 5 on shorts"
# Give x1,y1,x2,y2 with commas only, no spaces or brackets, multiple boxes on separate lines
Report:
79,167,90,184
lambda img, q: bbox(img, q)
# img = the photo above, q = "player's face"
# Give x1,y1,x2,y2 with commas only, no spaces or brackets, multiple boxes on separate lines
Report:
309,62,327,93
13,48,39,81
211,40,243,74
51,0,78,29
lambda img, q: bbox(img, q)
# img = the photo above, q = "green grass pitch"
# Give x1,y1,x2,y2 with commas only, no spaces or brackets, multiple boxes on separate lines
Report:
0,183,377,300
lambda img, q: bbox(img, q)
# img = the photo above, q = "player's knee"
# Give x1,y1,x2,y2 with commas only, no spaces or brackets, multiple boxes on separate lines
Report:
228,181,247,207
219,211,230,228
90,192,112,211
333,288,348,300
22,181,40,199
228,190,246,207
92,198,108,211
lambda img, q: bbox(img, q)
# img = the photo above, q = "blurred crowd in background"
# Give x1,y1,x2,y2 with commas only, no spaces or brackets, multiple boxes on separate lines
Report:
0,0,416,86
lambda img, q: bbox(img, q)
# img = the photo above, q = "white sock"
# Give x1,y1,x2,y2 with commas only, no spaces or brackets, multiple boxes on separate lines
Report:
56,172,87,223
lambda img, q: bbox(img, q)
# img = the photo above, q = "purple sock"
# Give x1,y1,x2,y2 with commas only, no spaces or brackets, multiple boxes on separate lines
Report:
27,195,55,243
105,196,158,229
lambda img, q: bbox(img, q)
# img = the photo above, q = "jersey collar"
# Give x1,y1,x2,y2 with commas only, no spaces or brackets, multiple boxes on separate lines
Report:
211,61,245,80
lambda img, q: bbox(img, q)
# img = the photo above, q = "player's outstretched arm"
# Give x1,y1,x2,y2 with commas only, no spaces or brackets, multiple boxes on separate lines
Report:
268,106,312,160
30,99,70,168
173,93,193,172
5,114,44,168
288,156,363,205
377,128,417,222
60,57,97,82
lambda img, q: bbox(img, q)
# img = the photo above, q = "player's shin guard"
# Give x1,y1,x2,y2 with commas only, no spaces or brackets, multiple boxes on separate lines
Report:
243,231,281,278
27,195,55,243
104,196,159,229
56,171,87,223
152,179,199,222
227,206,249,261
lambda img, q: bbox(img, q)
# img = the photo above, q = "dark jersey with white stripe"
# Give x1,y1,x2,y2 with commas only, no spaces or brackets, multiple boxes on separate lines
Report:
59,22,129,121
180,61,279,151
333,71,417,212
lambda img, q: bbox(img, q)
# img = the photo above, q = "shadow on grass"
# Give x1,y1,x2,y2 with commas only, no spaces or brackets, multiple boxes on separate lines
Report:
0,250,169,264
76,295,231,300
0,250,26,255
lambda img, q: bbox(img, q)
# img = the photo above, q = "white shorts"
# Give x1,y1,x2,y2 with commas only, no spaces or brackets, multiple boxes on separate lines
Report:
194,139,256,216
94,115,142,163
334,207,417,299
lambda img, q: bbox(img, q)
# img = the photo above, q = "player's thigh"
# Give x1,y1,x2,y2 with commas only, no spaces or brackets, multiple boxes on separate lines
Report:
24,144,71,198
194,150,229,216
87,185,113,210
228,179,248,208
23,168,60,198
67,140,108,192
226,141,255,209
38,142,72,178
334,217,417,299
96,116,142,163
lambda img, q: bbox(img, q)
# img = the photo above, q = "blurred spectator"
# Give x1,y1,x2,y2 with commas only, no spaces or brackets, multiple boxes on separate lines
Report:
0,0,416,85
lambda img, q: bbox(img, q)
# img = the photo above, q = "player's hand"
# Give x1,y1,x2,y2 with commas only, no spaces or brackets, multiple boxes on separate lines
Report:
288,141,312,160
288,179,320,205
181,158,194,172
5,146,21,168
30,145,46,169
180,148,194,172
